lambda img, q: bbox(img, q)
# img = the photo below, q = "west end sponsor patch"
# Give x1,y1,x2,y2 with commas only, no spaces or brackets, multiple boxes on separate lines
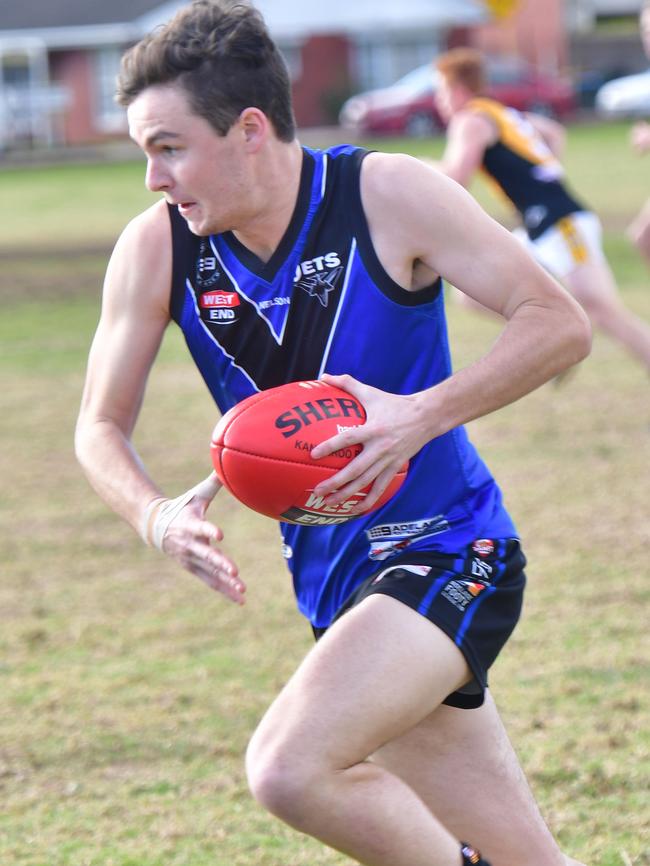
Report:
199,290,241,324
199,291,240,308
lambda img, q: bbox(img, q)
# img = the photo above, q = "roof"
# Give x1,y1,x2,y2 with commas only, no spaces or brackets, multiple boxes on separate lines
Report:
0,0,167,30
0,0,486,46
256,0,486,39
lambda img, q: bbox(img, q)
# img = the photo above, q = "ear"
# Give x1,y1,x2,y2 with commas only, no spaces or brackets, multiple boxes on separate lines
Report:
239,107,268,153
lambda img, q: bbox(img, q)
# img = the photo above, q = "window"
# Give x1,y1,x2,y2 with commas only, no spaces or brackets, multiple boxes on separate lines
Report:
94,47,127,133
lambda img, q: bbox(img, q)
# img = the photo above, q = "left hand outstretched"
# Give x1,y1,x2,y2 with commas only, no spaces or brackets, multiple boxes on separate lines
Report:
310,373,430,514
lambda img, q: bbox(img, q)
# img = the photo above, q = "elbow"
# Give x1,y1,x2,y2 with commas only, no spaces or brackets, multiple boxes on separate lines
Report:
74,415,91,471
74,408,102,474
566,302,593,366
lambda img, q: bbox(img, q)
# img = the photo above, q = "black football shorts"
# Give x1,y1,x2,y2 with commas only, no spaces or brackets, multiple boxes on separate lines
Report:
313,538,526,709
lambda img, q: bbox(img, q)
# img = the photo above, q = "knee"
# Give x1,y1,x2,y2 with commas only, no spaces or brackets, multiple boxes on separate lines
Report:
634,228,650,258
245,731,316,826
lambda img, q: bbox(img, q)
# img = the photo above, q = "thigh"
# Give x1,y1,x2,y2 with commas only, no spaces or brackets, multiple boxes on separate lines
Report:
532,212,605,282
628,199,650,249
372,692,564,866
250,594,471,770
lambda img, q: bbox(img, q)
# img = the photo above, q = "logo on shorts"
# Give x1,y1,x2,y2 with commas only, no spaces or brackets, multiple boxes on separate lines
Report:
472,539,494,557
471,558,493,582
441,578,488,612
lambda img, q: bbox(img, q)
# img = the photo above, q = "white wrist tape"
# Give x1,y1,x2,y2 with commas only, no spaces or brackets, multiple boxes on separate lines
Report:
140,474,221,551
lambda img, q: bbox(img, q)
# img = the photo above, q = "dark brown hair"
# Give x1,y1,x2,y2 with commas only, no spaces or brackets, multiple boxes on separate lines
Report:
436,48,487,95
116,0,296,141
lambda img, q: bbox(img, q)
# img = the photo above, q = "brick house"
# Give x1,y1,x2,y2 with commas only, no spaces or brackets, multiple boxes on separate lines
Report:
0,0,487,147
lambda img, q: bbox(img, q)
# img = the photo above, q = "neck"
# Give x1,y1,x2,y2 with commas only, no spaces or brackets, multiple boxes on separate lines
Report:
232,139,304,263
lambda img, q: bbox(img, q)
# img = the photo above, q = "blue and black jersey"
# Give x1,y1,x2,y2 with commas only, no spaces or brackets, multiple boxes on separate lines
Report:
168,144,516,627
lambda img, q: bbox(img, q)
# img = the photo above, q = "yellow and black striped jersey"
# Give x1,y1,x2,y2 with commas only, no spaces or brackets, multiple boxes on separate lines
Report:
467,97,585,239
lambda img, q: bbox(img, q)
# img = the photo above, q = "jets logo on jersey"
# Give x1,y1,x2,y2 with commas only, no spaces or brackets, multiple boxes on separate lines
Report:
296,267,344,307
295,252,344,307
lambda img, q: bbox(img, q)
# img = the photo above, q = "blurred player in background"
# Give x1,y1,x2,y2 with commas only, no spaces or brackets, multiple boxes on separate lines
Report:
434,47,650,375
75,3,591,865
627,0,650,265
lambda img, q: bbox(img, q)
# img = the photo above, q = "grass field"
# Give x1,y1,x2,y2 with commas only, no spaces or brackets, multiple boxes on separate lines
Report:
1,121,649,866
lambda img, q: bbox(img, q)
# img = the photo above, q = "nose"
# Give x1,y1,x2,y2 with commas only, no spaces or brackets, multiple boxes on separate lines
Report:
145,157,171,193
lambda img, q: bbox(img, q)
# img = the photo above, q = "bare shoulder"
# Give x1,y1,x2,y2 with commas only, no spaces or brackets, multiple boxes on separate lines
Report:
359,151,476,289
360,150,468,225
450,108,497,143
114,198,171,267
361,151,448,204
105,198,172,315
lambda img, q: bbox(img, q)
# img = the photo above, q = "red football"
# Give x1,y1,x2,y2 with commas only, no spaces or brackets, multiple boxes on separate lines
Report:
210,379,408,525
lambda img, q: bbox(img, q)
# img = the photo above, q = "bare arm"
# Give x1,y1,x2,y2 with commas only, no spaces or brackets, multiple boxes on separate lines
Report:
435,111,497,187
631,120,650,154
75,202,171,525
312,153,591,508
75,200,244,602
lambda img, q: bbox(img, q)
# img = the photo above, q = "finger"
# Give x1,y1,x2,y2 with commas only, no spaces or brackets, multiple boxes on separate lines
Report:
317,452,393,504
195,565,247,604
190,517,224,543
310,431,365,461
320,372,367,401
312,448,377,497
184,547,246,602
185,537,238,577
348,465,399,514
191,472,223,503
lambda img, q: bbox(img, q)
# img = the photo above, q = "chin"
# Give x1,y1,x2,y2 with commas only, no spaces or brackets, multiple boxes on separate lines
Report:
184,217,211,237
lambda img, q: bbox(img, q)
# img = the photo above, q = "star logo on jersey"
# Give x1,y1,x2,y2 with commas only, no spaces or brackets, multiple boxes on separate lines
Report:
296,266,344,307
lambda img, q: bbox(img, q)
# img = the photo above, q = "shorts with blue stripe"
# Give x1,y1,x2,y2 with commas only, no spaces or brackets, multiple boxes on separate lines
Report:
312,539,526,709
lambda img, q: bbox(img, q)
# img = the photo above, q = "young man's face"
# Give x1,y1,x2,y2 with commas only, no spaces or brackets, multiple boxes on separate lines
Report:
128,83,249,236
434,77,468,124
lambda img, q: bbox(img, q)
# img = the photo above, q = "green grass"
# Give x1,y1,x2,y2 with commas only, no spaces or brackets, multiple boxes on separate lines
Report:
0,159,158,249
1,122,649,866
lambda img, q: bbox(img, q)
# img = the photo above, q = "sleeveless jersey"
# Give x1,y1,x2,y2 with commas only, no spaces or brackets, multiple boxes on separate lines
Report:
467,97,585,240
168,144,517,627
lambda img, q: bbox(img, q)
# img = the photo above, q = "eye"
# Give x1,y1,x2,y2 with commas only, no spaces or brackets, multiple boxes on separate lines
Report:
162,145,178,155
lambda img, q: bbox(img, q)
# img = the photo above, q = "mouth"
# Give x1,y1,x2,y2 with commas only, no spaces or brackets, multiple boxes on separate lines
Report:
176,201,197,217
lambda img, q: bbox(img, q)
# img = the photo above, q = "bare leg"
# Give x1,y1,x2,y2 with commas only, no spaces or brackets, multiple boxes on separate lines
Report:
246,594,474,866
627,199,650,266
456,255,650,373
563,259,650,371
246,595,582,866
373,693,585,866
